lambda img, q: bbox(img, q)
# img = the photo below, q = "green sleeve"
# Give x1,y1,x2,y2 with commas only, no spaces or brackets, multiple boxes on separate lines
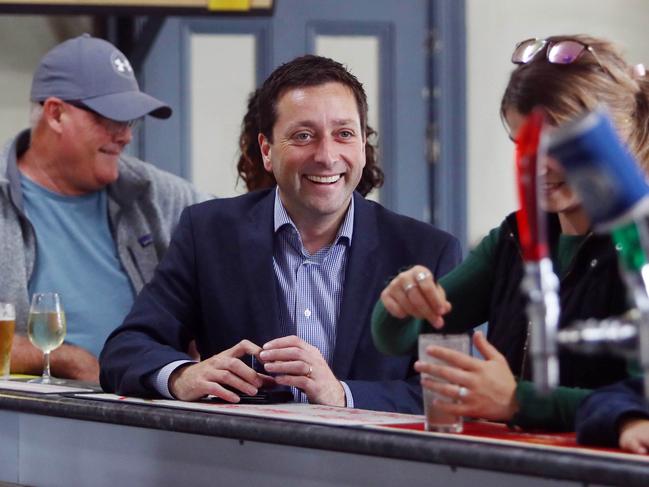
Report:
510,381,592,431
370,226,502,355
371,301,424,356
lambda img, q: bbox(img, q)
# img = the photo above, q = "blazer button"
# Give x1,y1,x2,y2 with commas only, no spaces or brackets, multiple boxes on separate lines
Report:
590,259,598,268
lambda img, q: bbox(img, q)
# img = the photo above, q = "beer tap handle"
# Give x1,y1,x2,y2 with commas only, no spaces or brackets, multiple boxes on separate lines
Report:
515,109,548,262
515,109,560,393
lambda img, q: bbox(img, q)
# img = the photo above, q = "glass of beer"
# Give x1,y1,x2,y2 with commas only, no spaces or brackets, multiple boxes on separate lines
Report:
0,303,16,379
27,293,66,384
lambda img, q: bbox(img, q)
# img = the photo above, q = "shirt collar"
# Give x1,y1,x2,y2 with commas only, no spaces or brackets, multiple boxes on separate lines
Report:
273,187,354,245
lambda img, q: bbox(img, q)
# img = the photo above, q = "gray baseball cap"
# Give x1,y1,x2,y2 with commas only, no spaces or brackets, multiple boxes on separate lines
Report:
30,34,171,122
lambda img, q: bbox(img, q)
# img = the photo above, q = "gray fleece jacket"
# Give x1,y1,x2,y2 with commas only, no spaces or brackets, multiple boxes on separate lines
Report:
0,129,206,333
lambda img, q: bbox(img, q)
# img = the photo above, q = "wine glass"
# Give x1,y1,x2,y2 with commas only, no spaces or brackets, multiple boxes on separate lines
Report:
27,293,66,384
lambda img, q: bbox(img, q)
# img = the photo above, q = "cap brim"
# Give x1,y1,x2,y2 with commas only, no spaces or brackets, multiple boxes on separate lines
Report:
82,91,172,121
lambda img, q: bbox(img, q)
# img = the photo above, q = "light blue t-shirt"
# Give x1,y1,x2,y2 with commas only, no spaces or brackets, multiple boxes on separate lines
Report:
21,175,135,357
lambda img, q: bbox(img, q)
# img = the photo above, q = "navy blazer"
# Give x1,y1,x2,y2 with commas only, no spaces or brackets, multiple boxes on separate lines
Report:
99,189,461,413
576,377,649,447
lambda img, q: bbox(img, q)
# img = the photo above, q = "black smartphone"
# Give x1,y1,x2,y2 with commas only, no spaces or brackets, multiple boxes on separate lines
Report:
203,385,293,405
251,354,278,377
234,388,293,404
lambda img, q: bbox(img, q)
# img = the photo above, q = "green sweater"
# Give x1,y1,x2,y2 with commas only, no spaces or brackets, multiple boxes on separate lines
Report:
371,226,591,431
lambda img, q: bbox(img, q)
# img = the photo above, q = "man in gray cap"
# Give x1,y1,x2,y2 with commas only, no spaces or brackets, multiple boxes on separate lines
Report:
0,34,205,382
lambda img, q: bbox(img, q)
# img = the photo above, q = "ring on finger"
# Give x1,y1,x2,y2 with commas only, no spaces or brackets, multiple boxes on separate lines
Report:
306,365,313,378
415,271,431,283
457,386,469,399
403,282,416,293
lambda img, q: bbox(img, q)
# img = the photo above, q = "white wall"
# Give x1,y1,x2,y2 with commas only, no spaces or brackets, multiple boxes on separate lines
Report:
0,16,91,145
189,33,256,197
466,0,649,246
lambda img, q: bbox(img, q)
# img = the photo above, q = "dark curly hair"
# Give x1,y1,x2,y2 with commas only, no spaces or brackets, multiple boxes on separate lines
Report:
237,56,384,196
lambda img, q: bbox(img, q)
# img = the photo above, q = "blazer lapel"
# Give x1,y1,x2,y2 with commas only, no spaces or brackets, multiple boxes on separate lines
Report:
238,191,283,346
332,193,381,378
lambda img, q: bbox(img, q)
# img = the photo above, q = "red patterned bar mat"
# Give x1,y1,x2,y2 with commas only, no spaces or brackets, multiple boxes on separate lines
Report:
369,420,649,460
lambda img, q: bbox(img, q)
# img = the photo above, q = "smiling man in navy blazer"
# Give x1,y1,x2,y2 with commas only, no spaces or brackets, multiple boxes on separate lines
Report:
99,55,461,413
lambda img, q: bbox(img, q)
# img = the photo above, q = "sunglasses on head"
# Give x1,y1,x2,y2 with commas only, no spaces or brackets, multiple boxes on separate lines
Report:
511,38,604,68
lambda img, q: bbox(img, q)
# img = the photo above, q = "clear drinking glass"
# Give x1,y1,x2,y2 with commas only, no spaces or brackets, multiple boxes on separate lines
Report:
27,293,66,384
418,333,470,433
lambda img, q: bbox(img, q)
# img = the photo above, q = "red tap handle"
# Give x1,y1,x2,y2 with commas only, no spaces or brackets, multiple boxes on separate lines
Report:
515,109,548,262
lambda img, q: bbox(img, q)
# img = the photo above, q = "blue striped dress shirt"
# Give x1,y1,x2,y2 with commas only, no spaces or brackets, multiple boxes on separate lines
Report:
272,188,354,405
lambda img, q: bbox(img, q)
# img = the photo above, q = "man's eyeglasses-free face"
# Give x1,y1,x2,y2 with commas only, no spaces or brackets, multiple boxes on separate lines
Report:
511,38,604,68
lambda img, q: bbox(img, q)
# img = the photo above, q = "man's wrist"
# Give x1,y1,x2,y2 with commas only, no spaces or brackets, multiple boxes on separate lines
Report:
150,360,196,399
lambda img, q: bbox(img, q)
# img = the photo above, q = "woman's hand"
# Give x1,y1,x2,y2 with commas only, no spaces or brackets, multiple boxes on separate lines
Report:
380,265,451,328
414,331,519,421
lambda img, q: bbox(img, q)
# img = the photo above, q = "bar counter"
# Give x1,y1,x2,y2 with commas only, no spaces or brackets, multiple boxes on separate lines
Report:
1,388,648,486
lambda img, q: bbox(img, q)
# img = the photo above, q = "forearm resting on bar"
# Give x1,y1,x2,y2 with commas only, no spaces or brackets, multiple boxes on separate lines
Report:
11,335,100,383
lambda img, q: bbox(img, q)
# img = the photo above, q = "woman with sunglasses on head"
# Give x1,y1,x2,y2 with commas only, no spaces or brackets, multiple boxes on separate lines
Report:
372,34,649,431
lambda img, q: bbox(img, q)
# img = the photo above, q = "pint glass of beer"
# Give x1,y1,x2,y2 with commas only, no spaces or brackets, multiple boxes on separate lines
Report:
0,303,16,379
